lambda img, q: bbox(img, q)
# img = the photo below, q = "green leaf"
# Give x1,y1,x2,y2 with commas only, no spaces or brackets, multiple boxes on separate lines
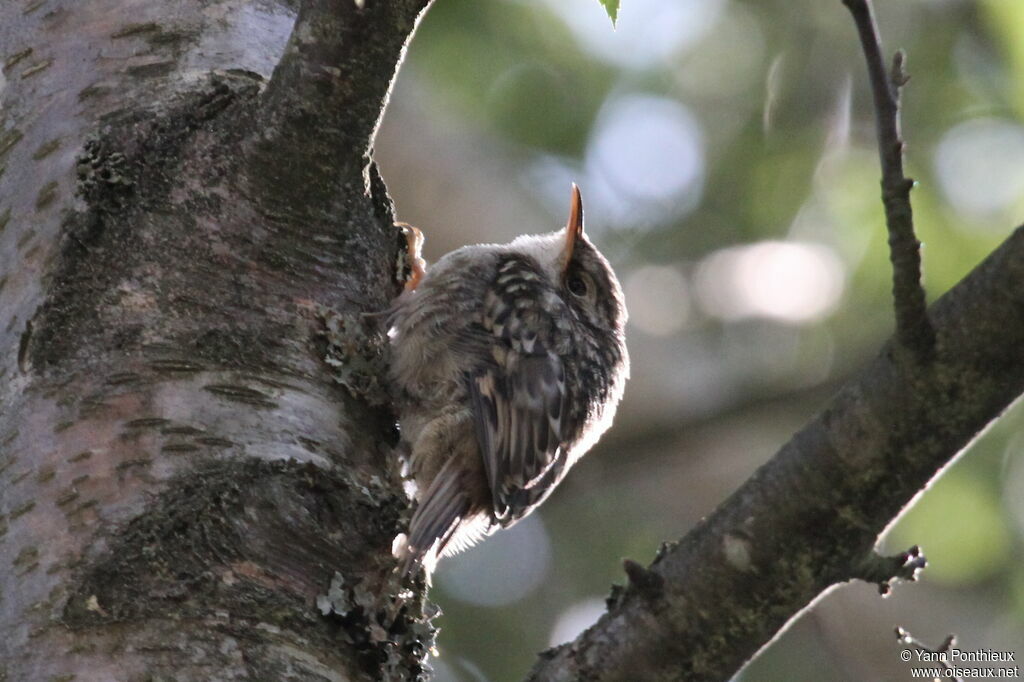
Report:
597,0,619,26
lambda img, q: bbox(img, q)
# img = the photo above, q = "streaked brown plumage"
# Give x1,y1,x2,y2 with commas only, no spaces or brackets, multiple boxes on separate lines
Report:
389,185,628,578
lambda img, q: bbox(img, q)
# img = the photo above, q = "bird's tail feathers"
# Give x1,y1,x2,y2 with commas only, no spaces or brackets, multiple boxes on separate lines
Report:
396,463,470,583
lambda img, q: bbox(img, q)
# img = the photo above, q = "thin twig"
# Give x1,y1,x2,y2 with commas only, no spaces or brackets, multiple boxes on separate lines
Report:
843,0,935,362
852,545,927,596
896,627,962,682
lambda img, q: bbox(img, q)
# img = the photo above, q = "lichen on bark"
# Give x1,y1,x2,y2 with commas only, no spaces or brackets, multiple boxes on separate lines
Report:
0,1,432,679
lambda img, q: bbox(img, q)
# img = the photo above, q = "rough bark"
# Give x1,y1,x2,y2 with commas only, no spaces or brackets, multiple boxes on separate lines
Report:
0,1,430,680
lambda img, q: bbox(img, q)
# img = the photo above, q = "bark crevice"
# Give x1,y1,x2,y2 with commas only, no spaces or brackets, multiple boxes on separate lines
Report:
30,71,266,373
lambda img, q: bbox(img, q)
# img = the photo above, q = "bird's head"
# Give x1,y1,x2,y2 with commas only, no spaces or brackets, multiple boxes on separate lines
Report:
510,184,628,342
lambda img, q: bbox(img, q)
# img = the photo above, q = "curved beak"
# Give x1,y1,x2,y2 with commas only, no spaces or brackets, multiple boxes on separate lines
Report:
561,183,584,275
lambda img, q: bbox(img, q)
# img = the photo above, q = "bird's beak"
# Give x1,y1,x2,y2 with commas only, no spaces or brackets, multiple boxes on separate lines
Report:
562,183,584,275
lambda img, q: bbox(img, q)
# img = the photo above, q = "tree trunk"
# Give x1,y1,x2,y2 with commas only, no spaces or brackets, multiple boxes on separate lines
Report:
0,1,432,679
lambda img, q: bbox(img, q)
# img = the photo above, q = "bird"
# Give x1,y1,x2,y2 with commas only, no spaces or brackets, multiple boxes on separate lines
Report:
388,184,629,579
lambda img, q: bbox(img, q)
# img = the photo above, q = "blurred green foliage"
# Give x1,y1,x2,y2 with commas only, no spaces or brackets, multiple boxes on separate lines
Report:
384,0,1024,679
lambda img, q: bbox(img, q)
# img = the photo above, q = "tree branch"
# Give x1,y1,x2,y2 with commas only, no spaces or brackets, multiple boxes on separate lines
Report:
526,226,1024,681
843,0,935,362
527,5,985,679
250,0,432,211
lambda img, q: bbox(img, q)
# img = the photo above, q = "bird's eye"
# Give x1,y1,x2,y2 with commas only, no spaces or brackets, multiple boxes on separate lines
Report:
567,273,589,297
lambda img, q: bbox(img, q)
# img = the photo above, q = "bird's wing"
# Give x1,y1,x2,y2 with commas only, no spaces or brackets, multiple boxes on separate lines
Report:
468,262,570,527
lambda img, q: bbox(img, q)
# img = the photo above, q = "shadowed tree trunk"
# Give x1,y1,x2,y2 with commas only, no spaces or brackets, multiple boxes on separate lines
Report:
0,1,433,679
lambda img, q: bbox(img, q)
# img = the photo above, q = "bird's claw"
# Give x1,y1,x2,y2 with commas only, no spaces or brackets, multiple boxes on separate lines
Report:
396,222,426,292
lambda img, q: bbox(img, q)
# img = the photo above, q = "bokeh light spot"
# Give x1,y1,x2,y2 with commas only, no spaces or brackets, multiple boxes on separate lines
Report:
540,0,725,70
436,514,552,607
933,118,1024,220
585,94,705,225
548,597,607,647
694,241,845,323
